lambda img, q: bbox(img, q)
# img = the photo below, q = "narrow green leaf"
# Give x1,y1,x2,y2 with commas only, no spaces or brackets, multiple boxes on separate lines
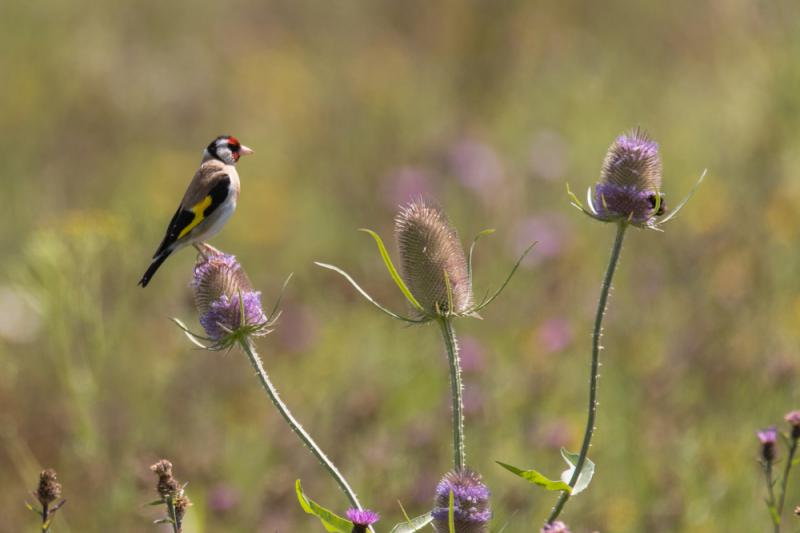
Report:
468,229,495,283
25,501,41,516
315,262,425,323
153,518,175,525
495,461,572,493
295,480,352,533
358,228,425,312
560,448,595,495
448,489,455,533
170,317,212,348
390,512,434,533
145,498,165,506
471,241,536,313
656,168,707,225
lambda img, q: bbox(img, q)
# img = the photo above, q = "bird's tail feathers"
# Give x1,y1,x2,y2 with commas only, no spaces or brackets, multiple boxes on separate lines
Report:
138,249,173,287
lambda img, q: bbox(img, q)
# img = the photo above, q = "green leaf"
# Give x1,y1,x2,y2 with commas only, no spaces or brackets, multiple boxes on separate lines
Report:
390,512,434,533
467,229,495,283
471,241,536,313
145,498,165,506
656,168,707,226
495,461,572,493
560,448,595,495
358,228,425,312
295,480,352,533
315,262,425,323
448,489,455,533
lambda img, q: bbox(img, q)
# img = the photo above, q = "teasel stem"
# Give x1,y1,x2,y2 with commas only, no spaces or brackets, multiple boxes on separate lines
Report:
548,221,627,524
237,339,370,529
438,317,465,471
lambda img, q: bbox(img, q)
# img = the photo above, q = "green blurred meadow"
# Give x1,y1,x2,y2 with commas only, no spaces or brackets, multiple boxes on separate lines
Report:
3,0,800,531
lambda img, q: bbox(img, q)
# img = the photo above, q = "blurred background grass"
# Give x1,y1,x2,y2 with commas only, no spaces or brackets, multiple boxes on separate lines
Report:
2,0,800,531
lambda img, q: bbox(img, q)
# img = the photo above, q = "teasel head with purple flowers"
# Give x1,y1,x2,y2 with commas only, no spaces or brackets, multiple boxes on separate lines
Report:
345,508,380,533
316,197,534,324
568,128,706,229
431,468,491,533
172,244,283,350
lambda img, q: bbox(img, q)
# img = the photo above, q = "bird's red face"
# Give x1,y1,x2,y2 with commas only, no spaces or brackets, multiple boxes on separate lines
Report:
225,136,254,162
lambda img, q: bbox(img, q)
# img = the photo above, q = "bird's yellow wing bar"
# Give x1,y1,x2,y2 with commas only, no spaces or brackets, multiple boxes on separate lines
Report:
177,195,213,239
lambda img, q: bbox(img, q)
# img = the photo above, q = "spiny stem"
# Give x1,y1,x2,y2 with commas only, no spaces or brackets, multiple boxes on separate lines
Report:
778,437,798,520
238,339,370,529
547,221,627,524
438,317,465,471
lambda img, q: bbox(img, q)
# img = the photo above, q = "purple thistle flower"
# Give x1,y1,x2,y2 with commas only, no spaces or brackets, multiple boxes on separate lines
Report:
199,292,267,341
431,469,491,533
191,250,268,342
593,128,664,225
541,521,571,533
758,426,778,462
346,508,380,532
787,411,800,439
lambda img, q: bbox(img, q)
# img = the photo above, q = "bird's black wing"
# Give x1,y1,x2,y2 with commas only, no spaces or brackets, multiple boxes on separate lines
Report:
152,176,231,258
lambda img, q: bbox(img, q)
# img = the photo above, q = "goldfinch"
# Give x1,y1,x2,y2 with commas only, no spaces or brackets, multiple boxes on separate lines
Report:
138,135,253,287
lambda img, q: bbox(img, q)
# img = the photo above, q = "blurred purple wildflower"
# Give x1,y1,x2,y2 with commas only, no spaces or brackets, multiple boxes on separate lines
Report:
432,469,491,532
346,508,380,531
511,214,572,267
537,318,573,354
541,520,571,533
207,484,240,515
785,411,800,427
758,427,778,462
381,166,434,208
448,137,504,195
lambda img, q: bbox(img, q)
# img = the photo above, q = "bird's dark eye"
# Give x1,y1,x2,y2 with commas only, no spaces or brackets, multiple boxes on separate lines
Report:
228,143,239,152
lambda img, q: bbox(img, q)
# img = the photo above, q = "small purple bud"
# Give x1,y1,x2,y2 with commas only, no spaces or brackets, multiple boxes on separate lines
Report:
758,427,778,462
541,521,572,533
431,469,491,533
785,411,800,439
346,508,380,532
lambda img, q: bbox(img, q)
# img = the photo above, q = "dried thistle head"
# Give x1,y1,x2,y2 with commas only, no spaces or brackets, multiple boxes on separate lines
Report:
150,459,179,498
35,469,62,507
593,128,664,225
190,250,269,342
174,493,192,523
395,198,473,317
431,468,491,533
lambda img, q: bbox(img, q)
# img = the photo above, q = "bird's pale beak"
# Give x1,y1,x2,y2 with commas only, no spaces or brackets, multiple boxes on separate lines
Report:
239,145,254,155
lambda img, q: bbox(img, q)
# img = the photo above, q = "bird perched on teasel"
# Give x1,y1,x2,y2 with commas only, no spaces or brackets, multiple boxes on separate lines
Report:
138,135,253,287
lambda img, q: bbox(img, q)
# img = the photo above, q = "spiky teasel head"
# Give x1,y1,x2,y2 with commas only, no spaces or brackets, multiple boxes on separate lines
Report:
431,468,491,533
568,128,705,229
594,128,663,225
395,198,473,317
176,245,280,350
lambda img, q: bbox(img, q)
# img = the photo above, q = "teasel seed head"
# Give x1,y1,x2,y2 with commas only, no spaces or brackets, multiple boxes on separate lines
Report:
395,198,473,317
191,250,269,343
346,508,380,532
593,128,664,225
35,469,62,507
431,468,491,533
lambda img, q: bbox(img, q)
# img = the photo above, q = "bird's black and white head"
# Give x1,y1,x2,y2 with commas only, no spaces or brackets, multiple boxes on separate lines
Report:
203,135,254,165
